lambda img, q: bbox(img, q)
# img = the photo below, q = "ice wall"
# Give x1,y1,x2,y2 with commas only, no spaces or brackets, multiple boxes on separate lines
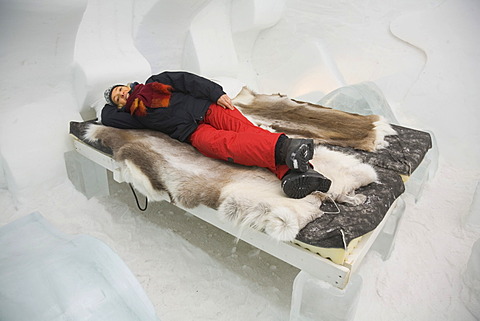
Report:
134,0,211,73
74,0,152,120
390,0,480,170
0,0,152,201
250,0,480,170
135,0,286,89
0,0,87,201
250,1,429,102
135,0,480,171
1,0,479,202
0,212,160,321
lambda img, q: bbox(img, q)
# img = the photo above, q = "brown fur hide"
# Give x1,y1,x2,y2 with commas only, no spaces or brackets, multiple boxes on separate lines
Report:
233,87,397,151
84,124,377,242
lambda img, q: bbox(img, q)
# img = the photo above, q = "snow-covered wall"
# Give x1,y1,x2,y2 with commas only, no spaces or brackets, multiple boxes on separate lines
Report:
73,0,152,119
134,0,211,73
251,0,480,172
0,0,479,203
0,0,87,201
1,1,480,320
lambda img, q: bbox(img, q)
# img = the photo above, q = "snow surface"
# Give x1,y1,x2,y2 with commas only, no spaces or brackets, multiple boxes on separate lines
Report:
1,0,480,320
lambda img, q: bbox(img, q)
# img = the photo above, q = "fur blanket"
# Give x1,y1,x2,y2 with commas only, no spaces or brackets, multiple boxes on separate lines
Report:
233,87,397,152
82,89,398,242
84,124,378,242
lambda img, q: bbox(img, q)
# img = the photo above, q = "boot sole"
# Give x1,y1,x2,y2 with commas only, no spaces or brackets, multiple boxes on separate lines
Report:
282,173,331,199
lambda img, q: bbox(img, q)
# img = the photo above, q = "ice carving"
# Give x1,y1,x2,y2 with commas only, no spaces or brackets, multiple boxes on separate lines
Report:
0,212,160,321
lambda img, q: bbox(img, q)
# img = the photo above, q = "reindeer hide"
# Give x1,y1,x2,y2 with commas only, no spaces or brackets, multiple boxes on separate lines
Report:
233,87,397,152
84,124,377,242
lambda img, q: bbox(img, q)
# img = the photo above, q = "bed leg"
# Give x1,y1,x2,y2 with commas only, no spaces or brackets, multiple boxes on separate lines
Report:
289,271,362,321
371,196,406,260
64,150,110,199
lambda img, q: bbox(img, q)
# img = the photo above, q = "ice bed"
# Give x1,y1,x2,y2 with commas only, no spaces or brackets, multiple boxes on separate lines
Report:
67,90,432,292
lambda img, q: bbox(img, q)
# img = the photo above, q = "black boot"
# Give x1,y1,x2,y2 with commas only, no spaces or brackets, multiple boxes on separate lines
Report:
281,169,331,199
276,137,314,173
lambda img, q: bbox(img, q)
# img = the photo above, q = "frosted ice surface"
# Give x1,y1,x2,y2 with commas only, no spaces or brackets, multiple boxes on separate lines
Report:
0,212,160,321
465,181,480,227
318,82,398,124
462,238,480,319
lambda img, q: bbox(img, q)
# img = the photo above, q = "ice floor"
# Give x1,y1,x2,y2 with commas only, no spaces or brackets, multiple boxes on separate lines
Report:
1,0,480,320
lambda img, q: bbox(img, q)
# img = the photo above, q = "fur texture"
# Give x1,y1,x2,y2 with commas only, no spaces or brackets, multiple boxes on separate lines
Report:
233,87,397,151
310,146,378,205
84,124,377,242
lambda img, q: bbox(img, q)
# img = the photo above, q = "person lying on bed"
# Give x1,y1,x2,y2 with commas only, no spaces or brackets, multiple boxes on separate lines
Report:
101,71,331,199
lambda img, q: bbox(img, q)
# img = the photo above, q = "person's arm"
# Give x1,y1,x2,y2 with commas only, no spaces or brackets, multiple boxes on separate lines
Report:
101,104,145,129
146,71,226,104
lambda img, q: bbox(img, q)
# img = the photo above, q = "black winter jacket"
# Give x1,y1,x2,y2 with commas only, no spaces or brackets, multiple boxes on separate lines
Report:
101,71,226,142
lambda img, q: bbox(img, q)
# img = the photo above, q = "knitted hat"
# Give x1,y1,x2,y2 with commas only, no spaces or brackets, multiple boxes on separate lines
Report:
104,84,123,106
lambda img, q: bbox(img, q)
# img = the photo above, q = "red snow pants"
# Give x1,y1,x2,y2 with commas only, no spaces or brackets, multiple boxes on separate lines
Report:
189,104,290,179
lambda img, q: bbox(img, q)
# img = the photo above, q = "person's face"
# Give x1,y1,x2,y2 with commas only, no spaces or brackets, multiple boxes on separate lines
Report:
111,85,130,107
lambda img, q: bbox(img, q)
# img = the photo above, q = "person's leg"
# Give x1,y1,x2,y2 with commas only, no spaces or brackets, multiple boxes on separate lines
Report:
192,104,332,198
189,122,290,179
202,104,315,172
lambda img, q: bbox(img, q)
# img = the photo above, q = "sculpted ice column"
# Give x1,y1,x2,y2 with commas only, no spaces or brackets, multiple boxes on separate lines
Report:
74,0,152,120
182,0,239,78
230,0,287,87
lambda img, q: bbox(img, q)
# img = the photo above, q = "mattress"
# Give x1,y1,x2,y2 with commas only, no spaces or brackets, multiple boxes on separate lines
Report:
294,124,432,263
69,121,431,264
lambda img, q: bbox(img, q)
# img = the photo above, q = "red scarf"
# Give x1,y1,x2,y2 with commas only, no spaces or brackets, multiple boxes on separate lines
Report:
124,83,173,116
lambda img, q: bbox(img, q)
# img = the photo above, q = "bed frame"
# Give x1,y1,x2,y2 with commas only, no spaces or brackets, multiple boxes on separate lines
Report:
67,131,419,320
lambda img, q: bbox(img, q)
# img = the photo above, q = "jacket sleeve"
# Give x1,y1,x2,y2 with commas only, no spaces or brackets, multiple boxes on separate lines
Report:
145,71,225,103
101,104,145,129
